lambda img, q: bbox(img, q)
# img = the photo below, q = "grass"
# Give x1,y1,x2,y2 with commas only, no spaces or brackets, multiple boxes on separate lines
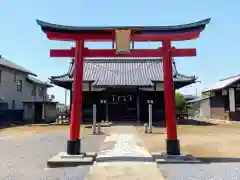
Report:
0,124,93,138
136,120,240,158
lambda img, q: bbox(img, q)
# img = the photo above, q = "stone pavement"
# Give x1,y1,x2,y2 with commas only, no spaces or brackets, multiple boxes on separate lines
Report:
84,125,166,180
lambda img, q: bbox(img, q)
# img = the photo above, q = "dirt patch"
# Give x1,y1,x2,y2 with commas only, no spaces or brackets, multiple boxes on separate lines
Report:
0,125,93,138
136,122,240,158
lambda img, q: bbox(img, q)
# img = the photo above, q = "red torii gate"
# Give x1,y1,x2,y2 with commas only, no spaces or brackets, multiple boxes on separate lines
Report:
37,19,210,156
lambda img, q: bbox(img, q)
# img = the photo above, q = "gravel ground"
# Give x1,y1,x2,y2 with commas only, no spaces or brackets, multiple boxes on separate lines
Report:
2,126,240,180
0,131,105,180
158,163,240,180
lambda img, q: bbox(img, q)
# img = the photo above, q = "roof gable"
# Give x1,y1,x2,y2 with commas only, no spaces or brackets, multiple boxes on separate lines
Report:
27,76,53,88
0,55,36,76
202,75,240,93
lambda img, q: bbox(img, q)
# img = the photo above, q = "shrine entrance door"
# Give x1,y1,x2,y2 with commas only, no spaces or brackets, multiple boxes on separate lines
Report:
107,89,137,122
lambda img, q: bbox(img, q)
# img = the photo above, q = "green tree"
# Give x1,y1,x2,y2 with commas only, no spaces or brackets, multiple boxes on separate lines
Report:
201,92,209,98
175,91,186,111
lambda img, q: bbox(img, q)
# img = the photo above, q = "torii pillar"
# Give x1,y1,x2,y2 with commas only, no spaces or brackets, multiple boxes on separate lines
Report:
37,18,210,157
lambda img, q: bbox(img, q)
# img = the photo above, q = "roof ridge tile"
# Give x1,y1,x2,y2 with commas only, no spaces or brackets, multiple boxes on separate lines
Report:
220,74,240,81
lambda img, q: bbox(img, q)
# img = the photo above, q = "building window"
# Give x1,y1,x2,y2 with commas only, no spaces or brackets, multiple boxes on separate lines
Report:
39,87,45,98
32,86,36,96
13,71,17,82
16,80,22,92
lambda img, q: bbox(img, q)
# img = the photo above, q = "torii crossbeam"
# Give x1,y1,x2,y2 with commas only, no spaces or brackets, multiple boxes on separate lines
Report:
37,18,210,156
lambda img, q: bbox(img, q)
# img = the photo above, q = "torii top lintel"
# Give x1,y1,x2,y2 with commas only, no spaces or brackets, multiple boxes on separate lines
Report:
36,18,210,42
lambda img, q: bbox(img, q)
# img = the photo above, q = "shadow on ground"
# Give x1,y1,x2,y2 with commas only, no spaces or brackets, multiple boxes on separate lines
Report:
133,118,216,128
178,119,216,126
0,121,26,130
111,121,140,126
148,132,165,134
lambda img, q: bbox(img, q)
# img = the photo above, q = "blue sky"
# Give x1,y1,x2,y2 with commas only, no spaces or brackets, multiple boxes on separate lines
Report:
0,0,239,103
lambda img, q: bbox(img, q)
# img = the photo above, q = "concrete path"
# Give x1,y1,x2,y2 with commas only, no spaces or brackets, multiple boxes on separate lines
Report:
84,126,166,180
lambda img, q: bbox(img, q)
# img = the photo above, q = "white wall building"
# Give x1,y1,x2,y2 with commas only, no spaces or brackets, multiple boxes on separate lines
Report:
0,55,52,110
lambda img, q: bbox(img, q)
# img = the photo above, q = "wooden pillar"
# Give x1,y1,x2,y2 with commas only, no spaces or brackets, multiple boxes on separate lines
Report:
229,88,235,112
42,103,45,121
104,92,108,121
136,88,140,123
105,102,108,121
100,99,107,121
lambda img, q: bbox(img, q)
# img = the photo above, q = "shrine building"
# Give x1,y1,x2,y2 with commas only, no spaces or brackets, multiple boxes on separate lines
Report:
50,57,196,124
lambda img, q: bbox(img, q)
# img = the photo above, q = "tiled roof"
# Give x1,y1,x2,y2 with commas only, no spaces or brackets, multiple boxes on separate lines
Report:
184,94,199,101
0,55,36,76
50,58,196,87
27,76,53,88
187,97,209,103
202,74,240,93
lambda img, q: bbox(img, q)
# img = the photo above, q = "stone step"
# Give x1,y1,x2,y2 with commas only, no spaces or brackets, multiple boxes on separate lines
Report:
84,162,166,180
96,133,153,163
